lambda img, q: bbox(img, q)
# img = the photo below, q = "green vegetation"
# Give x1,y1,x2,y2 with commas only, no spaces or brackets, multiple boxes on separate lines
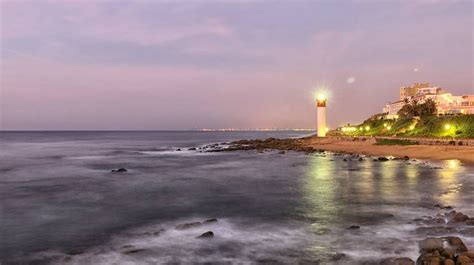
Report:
398,98,437,118
374,139,419,145
334,114,474,138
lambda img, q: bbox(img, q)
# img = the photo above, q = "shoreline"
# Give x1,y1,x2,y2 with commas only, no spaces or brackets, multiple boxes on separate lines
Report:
224,136,474,164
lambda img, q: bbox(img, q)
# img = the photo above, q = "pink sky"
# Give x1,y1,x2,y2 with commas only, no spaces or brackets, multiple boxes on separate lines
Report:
1,1,472,130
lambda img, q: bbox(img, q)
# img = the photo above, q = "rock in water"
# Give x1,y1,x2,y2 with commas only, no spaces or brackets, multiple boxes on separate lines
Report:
197,231,214,239
378,157,389,161
419,237,444,253
111,168,127,173
203,218,218,224
175,222,202,230
348,225,360,229
444,236,468,253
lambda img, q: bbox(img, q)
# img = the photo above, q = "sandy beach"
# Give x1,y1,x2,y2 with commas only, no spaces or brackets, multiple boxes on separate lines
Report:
301,137,474,164
228,136,474,164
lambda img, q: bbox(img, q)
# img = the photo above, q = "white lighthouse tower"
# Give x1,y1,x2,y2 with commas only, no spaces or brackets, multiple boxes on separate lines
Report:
316,94,327,137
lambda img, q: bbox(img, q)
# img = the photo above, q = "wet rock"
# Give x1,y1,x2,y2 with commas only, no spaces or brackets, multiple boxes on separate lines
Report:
441,249,455,259
343,158,348,161
111,168,127,173
419,238,444,254
444,259,455,265
348,225,360,230
416,251,441,265
464,252,474,259
456,255,472,264
466,218,474,226
278,151,286,154
444,236,468,253
197,231,214,239
381,257,414,265
203,218,218,224
176,148,181,151
175,222,202,230
378,157,389,161
452,212,469,223
123,249,146,255
434,204,453,210
188,147,197,151
359,157,364,161
402,156,410,161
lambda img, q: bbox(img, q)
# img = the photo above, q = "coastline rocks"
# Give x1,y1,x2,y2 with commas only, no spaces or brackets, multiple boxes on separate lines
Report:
378,157,390,161
348,225,360,230
196,231,214,239
111,168,127,173
188,147,197,151
419,238,444,254
203,218,218,224
445,236,468,253
175,222,202,230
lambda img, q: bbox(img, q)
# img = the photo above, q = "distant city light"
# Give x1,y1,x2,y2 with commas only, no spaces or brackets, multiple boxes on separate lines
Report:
387,125,392,130
409,125,415,130
444,124,452,130
394,114,399,119
365,126,370,131
383,123,387,128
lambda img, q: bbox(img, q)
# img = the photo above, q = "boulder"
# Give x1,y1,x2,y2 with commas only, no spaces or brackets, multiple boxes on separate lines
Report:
464,251,474,259
123,249,146,255
419,238,444,254
441,249,455,259
278,151,286,154
197,231,214,239
466,218,474,226
378,157,390,161
175,222,202,230
452,212,469,223
203,218,218,224
416,251,441,265
188,147,197,151
111,168,127,173
402,156,410,161
348,225,360,230
444,236,468,253
444,259,455,265
456,255,472,264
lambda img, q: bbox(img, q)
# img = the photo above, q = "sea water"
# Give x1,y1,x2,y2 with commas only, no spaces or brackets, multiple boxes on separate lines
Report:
0,131,473,264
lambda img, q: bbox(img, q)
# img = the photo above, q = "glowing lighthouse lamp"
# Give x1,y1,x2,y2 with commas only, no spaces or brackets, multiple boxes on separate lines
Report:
316,93,328,137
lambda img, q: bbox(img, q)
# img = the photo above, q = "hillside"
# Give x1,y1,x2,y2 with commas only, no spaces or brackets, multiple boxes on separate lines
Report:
332,114,474,138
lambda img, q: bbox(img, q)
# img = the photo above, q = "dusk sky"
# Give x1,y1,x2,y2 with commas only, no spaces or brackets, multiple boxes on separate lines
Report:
1,0,473,130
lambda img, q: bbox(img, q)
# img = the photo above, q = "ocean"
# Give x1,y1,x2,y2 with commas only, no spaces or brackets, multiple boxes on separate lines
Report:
0,131,473,264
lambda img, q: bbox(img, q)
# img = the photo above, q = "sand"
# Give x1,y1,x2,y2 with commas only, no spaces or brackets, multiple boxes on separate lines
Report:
301,137,474,164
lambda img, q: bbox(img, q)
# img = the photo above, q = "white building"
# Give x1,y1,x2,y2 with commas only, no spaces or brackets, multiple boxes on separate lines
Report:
383,83,474,118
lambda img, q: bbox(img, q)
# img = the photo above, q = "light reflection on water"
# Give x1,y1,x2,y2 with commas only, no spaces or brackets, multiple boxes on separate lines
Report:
438,159,463,206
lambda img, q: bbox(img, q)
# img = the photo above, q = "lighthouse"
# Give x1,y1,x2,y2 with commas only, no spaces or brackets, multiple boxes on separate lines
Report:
316,94,327,137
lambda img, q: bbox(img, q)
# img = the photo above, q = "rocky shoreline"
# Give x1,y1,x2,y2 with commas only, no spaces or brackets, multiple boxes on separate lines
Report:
202,136,474,164
202,138,474,264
